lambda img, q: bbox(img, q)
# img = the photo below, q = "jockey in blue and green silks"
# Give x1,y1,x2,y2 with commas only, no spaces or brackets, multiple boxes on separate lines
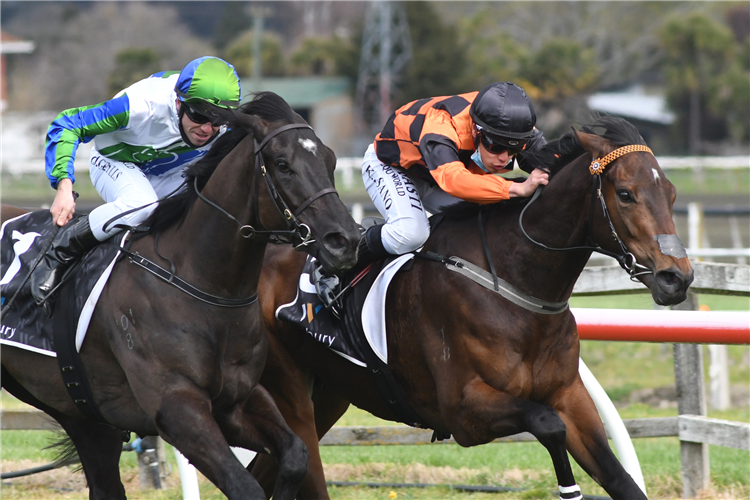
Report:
33,56,241,313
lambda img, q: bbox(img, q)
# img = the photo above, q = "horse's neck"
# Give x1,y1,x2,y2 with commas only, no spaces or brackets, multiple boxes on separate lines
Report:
439,155,595,303
505,154,596,301
171,138,266,295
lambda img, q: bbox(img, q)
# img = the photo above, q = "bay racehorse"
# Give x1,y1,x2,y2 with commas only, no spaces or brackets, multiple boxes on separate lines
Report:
251,115,694,499
0,92,360,499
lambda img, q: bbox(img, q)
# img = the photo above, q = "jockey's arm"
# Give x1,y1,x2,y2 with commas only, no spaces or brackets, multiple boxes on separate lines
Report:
45,94,132,225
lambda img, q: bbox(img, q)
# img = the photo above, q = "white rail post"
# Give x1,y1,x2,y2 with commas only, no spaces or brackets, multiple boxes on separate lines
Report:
174,448,201,500
687,202,707,261
687,202,729,410
708,344,730,410
351,202,364,224
578,359,646,494
672,292,710,498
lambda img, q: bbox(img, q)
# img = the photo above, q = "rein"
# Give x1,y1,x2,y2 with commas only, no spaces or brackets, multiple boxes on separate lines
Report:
519,145,653,280
122,244,258,307
129,123,336,307
195,123,337,248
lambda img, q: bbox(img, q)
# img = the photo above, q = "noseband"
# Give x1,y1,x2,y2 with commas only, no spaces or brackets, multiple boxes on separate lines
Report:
520,145,653,280
195,123,338,248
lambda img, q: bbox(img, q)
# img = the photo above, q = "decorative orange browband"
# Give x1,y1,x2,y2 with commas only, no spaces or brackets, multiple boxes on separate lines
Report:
589,145,654,175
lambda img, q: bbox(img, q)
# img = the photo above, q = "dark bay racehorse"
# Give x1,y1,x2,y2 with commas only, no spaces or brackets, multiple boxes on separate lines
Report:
251,116,694,499
1,93,360,499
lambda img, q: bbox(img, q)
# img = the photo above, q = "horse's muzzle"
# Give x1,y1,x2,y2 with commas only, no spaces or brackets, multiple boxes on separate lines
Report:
314,229,359,273
652,267,695,306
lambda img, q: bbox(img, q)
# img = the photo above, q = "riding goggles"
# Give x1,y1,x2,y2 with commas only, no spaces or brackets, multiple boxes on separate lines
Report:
478,132,526,156
184,103,227,126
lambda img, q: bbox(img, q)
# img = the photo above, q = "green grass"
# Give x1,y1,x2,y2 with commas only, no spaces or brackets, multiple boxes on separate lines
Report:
663,168,750,196
2,427,747,499
0,169,747,498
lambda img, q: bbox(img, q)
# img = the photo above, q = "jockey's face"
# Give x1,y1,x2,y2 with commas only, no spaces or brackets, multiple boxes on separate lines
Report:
176,100,220,147
478,141,514,173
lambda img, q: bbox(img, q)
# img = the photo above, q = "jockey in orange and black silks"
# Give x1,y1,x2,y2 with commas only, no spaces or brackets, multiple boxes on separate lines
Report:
313,82,551,308
363,82,550,256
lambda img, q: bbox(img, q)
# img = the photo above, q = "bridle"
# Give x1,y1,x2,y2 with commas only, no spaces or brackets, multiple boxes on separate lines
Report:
195,123,338,249
519,144,654,280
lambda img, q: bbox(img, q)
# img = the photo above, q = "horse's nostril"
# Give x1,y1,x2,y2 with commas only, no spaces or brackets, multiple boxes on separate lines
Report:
656,269,682,291
323,232,349,251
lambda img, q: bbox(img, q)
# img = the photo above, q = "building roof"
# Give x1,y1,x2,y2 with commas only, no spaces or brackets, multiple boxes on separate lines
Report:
587,86,675,125
240,76,350,107
1,31,35,54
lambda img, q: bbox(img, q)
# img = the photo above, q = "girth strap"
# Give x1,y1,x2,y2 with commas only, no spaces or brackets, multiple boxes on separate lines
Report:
443,257,569,315
54,272,131,441
416,251,569,315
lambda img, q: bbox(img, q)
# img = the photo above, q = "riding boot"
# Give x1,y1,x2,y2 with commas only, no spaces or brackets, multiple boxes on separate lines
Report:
31,215,100,316
313,224,391,309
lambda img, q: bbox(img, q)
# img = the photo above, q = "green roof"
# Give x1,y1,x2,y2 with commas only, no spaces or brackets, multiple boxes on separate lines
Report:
240,76,351,108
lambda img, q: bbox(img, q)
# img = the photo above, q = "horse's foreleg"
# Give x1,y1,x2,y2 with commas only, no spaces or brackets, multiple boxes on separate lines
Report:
252,333,339,500
219,383,309,500
554,379,648,500
154,389,266,500
454,380,582,500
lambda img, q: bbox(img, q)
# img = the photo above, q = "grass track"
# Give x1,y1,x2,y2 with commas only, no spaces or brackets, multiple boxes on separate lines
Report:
1,172,747,498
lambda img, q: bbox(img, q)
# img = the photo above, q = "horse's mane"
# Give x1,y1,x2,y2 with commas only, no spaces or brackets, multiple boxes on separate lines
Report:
439,114,644,220
135,92,297,236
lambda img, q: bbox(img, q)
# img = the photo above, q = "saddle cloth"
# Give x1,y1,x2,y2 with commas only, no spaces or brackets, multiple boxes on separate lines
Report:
0,211,126,356
276,253,414,367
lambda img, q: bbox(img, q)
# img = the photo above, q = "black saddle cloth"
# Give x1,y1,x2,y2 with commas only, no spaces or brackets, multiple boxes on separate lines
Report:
277,254,431,430
276,255,391,366
1,211,123,355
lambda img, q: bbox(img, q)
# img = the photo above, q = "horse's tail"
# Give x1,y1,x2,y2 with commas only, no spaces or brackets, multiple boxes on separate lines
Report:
45,431,82,472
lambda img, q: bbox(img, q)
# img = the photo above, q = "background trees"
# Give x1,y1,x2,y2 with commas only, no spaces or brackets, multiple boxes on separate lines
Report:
1,1,747,153
661,11,739,153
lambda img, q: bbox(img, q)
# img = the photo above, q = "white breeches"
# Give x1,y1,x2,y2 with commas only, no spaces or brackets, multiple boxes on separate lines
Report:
87,149,186,241
361,144,430,255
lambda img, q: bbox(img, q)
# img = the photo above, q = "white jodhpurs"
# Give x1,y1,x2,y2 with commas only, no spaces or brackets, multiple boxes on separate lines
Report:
87,148,186,241
361,144,430,255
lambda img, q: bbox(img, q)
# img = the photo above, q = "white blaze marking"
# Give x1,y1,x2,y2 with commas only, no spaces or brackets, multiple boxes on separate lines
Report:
652,168,661,184
299,138,317,155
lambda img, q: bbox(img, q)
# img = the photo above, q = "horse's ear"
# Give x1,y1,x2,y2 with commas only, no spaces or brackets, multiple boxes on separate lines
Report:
573,129,611,159
191,102,269,140
225,112,268,140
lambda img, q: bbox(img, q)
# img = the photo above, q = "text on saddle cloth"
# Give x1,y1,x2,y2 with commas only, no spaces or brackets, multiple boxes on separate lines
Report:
0,211,125,356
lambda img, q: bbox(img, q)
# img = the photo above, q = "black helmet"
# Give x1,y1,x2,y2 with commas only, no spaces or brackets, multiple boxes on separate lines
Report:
470,82,536,143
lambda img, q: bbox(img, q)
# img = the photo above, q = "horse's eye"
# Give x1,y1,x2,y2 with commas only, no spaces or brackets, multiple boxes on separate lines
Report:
275,159,290,172
617,189,634,203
